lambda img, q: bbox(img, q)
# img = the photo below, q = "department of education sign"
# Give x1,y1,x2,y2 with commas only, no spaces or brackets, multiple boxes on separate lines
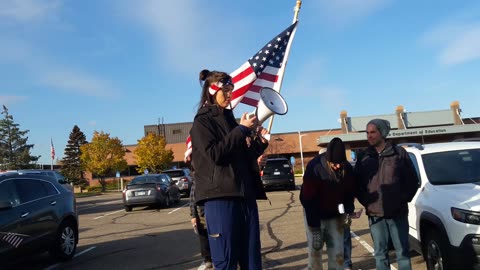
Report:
319,124,480,144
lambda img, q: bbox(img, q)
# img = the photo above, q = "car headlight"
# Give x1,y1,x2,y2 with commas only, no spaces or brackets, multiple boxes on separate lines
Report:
451,207,480,225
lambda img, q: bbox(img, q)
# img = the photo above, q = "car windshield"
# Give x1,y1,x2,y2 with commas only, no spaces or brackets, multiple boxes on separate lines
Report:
264,160,291,172
422,148,480,185
130,175,168,185
163,171,184,178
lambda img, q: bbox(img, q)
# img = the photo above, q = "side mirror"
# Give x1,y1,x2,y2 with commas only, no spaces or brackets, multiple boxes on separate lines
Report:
0,200,13,210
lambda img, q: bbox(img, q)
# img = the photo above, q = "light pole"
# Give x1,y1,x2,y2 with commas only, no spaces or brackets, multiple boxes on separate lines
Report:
298,131,307,176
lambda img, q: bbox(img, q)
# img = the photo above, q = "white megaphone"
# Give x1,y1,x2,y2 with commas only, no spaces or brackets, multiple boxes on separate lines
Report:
253,87,288,124
248,87,288,139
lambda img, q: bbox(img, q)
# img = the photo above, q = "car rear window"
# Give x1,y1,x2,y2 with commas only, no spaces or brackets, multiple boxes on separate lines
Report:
163,170,184,178
264,160,291,172
131,175,169,185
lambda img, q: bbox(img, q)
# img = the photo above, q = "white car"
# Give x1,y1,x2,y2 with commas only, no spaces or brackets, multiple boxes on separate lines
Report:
404,142,480,270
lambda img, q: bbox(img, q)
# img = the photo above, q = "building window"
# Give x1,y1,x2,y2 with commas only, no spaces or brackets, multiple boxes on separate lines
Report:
172,129,182,134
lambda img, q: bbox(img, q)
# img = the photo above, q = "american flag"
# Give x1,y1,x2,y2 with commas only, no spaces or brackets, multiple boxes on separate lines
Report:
1,232,27,248
229,22,298,108
184,22,298,157
184,135,192,162
51,138,55,160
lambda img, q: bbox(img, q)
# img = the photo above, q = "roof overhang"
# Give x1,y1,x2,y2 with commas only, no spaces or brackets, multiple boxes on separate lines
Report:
318,124,480,145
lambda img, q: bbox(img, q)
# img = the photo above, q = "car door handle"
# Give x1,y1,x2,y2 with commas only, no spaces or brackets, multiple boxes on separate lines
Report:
50,201,57,206
21,212,30,218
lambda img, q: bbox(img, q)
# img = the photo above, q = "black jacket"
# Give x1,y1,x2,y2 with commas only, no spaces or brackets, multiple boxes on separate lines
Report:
354,141,419,218
300,154,355,227
190,105,268,204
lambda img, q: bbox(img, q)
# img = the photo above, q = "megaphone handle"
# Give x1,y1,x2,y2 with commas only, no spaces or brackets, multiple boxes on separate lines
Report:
266,114,275,133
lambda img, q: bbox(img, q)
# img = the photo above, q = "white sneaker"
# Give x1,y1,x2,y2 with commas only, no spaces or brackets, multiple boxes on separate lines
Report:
197,262,207,270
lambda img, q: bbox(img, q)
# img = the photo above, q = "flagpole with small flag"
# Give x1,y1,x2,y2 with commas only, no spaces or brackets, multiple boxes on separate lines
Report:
266,0,302,132
50,138,55,170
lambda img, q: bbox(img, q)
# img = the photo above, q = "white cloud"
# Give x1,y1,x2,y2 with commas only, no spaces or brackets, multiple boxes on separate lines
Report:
423,22,480,66
0,95,28,105
88,120,97,127
311,0,391,27
121,1,248,74
39,70,117,97
0,38,119,98
0,0,61,22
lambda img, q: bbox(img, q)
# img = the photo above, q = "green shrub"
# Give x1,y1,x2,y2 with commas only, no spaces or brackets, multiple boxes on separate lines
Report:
87,186,102,193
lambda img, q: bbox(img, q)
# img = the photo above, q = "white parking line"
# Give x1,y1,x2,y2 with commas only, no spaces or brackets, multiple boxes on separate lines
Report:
168,203,190,214
43,246,96,270
351,231,397,270
78,200,123,211
93,209,124,220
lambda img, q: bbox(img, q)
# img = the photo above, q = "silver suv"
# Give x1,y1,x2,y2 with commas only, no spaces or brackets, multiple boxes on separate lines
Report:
162,168,193,196
404,142,480,270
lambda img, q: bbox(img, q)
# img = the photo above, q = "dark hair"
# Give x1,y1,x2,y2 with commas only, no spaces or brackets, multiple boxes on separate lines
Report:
198,69,232,109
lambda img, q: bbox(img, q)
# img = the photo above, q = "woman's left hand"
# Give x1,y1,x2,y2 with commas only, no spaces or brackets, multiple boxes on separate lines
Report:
257,126,270,143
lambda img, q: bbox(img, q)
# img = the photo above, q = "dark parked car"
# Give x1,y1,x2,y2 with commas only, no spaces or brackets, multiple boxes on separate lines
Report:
122,174,181,212
0,172,79,262
16,169,72,191
162,168,193,196
261,158,295,190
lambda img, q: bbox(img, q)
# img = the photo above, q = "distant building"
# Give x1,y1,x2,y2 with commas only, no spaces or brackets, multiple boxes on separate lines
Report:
86,101,480,184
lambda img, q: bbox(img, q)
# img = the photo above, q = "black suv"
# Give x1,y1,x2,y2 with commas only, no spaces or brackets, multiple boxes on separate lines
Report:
260,158,295,190
0,172,79,263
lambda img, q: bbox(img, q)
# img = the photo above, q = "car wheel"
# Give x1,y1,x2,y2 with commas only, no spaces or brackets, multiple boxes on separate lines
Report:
124,205,132,212
49,220,77,261
423,229,449,270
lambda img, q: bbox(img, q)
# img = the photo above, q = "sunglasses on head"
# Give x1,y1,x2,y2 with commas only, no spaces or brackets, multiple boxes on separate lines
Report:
219,78,234,88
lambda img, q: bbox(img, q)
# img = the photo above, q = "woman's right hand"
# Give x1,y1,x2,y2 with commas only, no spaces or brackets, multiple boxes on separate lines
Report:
191,218,198,234
240,112,258,130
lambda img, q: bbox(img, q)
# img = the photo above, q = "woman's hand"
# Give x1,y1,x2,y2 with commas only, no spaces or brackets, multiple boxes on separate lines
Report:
351,208,363,219
240,112,258,130
257,126,270,143
191,218,198,234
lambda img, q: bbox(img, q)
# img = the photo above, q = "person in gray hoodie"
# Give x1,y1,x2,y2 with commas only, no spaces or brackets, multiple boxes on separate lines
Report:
354,119,419,270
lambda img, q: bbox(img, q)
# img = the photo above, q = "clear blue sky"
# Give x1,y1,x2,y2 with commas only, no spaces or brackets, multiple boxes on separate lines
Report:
1,0,480,164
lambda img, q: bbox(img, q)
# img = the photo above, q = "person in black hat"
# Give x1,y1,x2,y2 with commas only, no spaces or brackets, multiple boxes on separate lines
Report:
355,119,419,270
300,137,355,270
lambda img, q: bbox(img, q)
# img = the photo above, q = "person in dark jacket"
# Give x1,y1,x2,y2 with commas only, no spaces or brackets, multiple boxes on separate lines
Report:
355,119,419,270
186,153,213,270
300,137,355,270
190,69,269,270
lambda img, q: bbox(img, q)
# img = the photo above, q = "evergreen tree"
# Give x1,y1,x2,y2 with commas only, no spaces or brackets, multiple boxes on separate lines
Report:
0,105,40,169
61,125,88,187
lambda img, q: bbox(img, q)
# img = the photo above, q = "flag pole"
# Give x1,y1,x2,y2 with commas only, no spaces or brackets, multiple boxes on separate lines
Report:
266,0,302,132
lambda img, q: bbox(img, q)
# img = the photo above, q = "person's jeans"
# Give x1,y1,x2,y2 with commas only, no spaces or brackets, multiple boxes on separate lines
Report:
243,198,262,270
368,215,412,270
305,215,345,270
343,224,352,269
204,199,247,270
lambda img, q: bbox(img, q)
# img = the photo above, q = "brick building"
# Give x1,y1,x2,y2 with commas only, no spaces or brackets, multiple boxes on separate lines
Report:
85,101,480,184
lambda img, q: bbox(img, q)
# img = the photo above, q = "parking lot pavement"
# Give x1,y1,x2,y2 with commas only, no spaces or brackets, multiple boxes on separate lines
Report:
9,183,427,270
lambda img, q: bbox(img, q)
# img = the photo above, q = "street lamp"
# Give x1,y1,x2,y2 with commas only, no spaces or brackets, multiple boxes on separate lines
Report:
298,131,307,176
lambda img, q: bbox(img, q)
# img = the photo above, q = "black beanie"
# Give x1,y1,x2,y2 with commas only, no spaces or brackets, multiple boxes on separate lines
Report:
326,137,346,163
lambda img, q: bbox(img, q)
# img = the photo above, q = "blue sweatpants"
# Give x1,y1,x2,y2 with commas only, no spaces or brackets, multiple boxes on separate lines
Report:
204,199,248,270
244,199,262,270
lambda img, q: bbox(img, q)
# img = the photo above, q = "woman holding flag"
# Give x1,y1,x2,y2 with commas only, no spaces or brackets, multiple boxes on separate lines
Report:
190,69,269,270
